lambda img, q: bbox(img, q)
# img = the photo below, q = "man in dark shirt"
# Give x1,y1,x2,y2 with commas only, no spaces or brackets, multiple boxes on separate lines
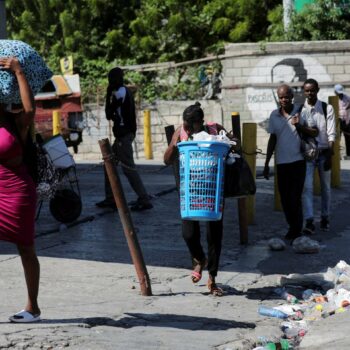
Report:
96,67,152,211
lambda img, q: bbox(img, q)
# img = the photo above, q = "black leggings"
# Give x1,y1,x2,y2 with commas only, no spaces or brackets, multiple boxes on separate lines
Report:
182,219,223,278
276,160,306,236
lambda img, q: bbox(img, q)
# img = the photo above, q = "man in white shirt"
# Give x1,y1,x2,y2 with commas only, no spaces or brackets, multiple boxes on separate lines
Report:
334,84,350,157
263,85,316,241
301,79,336,234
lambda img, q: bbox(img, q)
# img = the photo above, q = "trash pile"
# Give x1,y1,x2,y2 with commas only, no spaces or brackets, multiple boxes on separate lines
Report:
252,260,350,349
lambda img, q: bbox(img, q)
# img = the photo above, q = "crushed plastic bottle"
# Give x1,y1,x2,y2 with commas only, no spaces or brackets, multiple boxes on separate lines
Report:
282,323,308,338
274,287,299,304
258,306,288,319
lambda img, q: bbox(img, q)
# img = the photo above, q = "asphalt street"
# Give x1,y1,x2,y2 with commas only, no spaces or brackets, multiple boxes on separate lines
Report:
0,158,350,349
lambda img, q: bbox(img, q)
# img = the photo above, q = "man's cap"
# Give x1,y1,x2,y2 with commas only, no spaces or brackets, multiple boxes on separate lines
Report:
334,84,344,94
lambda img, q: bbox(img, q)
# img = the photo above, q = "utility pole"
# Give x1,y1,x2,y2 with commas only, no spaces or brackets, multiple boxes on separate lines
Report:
0,0,7,39
283,0,294,32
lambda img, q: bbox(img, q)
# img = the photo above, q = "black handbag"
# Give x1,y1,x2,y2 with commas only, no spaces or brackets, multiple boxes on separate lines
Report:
224,156,256,198
299,135,319,161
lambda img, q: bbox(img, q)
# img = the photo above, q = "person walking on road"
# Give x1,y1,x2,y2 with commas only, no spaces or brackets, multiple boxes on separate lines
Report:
334,84,350,158
263,84,316,241
164,102,235,296
96,67,152,211
0,57,41,323
301,79,336,234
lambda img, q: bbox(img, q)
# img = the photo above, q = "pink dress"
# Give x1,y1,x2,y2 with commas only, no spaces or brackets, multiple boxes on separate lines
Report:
0,118,36,246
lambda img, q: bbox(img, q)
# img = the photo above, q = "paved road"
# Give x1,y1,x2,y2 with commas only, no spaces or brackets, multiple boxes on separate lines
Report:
0,159,350,349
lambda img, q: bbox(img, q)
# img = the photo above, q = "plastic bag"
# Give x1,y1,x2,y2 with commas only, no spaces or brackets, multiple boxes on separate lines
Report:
268,238,286,251
224,156,256,198
192,130,236,145
300,136,319,161
292,236,320,254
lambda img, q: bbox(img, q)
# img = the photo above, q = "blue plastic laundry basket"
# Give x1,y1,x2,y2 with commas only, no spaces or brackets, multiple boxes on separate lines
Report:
178,141,230,221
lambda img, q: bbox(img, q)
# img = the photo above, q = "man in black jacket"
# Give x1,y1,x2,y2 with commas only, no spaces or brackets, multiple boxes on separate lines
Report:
96,67,152,211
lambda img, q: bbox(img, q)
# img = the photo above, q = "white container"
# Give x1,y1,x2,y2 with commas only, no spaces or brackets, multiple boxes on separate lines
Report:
42,135,75,169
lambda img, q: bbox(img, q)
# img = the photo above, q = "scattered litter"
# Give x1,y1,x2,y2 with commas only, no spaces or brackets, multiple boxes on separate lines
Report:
292,236,320,254
255,261,350,349
274,287,298,303
268,238,286,251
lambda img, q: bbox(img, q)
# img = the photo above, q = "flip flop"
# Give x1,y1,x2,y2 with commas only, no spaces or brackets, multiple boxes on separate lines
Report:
191,270,202,283
9,310,41,323
191,258,207,283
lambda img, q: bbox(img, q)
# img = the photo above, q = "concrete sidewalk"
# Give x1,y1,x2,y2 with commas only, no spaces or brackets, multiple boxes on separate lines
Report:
1,160,350,349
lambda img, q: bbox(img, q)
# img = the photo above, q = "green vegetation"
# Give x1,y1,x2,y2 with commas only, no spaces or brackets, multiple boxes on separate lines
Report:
5,0,350,102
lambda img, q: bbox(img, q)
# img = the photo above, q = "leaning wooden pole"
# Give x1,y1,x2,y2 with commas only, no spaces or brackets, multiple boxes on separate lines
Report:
231,112,248,244
99,138,152,296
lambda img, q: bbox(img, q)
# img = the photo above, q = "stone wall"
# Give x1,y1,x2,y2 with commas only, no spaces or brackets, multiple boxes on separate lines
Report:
75,40,350,161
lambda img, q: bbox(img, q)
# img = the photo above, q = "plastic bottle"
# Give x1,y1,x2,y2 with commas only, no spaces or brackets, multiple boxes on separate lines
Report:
302,289,315,301
283,325,307,338
281,320,308,337
263,339,290,350
301,289,324,302
258,306,288,319
321,305,350,318
304,304,322,321
288,309,304,321
274,287,299,304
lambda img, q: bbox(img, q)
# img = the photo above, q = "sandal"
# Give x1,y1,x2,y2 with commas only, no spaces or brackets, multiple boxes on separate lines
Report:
191,258,207,283
208,280,224,297
9,310,41,323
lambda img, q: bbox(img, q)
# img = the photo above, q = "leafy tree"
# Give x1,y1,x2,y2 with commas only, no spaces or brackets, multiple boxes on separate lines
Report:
5,0,139,77
5,0,281,102
267,0,350,41
288,0,350,40
129,0,280,64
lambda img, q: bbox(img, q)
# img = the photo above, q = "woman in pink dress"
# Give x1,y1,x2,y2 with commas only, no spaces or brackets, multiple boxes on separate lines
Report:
0,57,41,322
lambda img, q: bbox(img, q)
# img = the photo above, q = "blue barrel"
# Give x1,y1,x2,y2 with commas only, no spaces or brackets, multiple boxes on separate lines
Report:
177,141,230,221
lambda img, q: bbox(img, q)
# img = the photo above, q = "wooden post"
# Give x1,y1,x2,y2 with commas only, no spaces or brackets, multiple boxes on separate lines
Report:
231,112,248,244
143,110,153,159
329,95,341,188
242,123,257,224
99,138,152,296
165,125,180,190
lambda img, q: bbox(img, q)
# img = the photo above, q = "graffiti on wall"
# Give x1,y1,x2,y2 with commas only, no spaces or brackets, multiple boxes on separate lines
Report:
246,55,333,124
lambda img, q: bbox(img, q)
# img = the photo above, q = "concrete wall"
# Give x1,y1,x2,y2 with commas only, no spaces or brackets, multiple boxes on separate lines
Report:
75,40,350,161
221,40,350,155
75,100,225,161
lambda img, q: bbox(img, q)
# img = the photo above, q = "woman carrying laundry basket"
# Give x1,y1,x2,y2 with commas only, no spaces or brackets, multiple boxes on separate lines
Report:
164,102,238,296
